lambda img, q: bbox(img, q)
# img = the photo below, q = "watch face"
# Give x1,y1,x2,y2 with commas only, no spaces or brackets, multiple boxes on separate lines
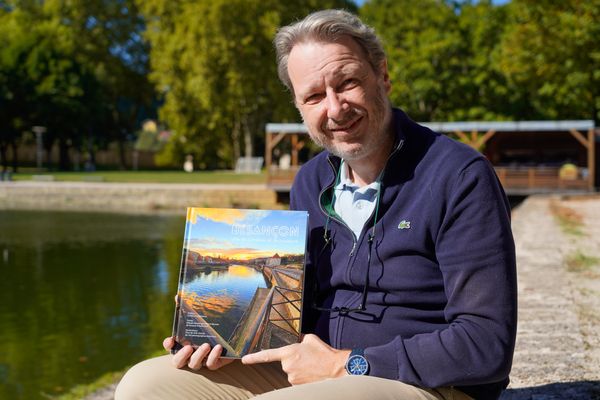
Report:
347,355,369,375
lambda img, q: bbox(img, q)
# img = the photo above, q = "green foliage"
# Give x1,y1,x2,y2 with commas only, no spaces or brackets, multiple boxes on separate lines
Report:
361,0,464,121
0,0,153,171
453,1,516,120
361,0,600,123
3,1,600,170
138,0,354,169
499,0,600,122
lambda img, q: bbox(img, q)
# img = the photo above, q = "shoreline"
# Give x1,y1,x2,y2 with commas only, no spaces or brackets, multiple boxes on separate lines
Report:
0,181,282,214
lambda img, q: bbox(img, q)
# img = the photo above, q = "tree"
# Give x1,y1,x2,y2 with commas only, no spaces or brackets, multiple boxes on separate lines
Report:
0,1,153,171
360,0,465,122
450,0,520,121
139,0,354,169
42,0,154,169
498,0,600,122
0,5,33,172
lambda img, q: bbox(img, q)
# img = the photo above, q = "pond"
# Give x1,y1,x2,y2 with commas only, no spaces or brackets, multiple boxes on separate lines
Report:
0,210,185,400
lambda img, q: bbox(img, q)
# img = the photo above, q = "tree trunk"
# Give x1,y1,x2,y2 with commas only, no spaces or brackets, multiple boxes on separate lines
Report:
232,117,241,167
86,128,96,171
44,140,54,171
58,137,71,171
10,140,18,173
242,116,253,158
118,138,128,170
0,143,7,172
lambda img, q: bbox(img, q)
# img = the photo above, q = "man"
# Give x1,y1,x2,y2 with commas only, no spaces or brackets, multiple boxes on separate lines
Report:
116,9,517,400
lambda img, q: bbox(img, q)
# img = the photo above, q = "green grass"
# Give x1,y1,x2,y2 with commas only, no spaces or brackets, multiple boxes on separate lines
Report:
566,250,600,273
54,370,126,400
55,350,165,400
11,170,266,184
549,200,586,237
555,216,585,236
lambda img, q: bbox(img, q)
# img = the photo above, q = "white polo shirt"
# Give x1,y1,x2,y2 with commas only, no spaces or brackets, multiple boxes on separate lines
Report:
333,160,381,239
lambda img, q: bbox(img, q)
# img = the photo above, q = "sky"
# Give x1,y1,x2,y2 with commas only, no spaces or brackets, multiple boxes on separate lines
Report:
185,208,308,260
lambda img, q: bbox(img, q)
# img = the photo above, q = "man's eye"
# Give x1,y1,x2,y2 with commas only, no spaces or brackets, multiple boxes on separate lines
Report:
341,79,358,89
305,93,324,104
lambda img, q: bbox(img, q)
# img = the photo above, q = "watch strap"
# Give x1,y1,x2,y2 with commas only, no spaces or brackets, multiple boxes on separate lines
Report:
350,348,364,357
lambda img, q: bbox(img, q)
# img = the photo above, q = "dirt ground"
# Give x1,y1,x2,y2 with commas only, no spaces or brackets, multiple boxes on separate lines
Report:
501,195,600,399
86,195,600,400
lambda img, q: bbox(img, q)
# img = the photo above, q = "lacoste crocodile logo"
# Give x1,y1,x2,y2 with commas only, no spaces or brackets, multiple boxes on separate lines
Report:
398,220,411,230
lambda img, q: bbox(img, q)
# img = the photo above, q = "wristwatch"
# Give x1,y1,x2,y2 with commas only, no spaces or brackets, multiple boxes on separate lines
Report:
345,348,369,375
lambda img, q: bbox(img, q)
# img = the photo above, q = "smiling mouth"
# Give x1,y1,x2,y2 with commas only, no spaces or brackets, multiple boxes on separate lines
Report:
328,116,363,133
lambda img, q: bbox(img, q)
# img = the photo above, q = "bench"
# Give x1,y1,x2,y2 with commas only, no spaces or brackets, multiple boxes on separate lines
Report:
32,175,55,182
83,176,105,182
235,157,264,174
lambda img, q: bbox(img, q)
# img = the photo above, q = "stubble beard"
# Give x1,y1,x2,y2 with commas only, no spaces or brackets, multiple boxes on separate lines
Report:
303,88,392,161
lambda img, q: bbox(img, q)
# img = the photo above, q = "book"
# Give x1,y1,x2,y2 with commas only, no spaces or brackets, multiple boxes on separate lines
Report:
171,207,309,358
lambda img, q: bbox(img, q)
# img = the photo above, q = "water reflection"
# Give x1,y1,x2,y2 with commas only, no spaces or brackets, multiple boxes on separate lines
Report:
0,210,185,400
184,265,267,338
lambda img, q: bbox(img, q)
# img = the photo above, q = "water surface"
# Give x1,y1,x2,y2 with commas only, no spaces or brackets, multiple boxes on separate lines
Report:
0,210,185,399
183,264,268,340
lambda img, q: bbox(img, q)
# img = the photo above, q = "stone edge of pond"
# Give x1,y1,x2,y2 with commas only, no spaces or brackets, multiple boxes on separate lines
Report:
0,181,283,212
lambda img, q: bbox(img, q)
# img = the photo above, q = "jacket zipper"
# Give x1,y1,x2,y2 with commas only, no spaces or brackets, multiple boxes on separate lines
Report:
318,139,405,348
319,157,358,257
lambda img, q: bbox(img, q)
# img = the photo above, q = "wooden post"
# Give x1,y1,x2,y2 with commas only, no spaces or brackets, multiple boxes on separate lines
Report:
568,128,594,191
528,168,535,188
568,129,589,148
589,129,595,191
469,130,475,145
477,129,497,150
291,134,298,167
453,130,470,144
265,132,272,173
266,132,287,169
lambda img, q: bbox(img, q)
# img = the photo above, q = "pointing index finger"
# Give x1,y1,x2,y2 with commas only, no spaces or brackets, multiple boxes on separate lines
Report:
241,347,285,365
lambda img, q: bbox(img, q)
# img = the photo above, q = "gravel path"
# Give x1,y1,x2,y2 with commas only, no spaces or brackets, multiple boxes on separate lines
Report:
84,195,600,400
501,195,600,399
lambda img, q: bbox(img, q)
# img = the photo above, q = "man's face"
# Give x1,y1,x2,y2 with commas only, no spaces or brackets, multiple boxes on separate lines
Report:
287,36,392,162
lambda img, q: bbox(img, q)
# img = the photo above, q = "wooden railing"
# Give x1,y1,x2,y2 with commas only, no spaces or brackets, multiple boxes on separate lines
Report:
267,166,300,190
494,167,589,191
267,165,592,193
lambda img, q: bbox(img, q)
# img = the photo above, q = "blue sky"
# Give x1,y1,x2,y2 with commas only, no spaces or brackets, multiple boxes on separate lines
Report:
185,208,308,258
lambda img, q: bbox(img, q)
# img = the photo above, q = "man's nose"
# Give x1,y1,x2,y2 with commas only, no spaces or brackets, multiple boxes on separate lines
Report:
325,90,347,121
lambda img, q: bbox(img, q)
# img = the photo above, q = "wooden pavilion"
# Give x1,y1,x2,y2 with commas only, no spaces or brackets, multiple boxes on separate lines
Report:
265,120,598,195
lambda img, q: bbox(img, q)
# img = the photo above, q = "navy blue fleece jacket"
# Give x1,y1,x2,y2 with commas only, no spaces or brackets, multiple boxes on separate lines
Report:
290,109,517,400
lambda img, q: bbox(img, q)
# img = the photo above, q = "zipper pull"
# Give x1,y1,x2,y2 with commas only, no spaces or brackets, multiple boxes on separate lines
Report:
349,241,356,257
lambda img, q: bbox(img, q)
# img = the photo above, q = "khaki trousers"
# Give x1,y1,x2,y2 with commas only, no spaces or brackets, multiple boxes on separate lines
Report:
115,355,473,400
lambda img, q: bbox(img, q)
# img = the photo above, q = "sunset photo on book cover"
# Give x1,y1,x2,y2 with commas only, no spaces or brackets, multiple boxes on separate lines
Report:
173,207,309,358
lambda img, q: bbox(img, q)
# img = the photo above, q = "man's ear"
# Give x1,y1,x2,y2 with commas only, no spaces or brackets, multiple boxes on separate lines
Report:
380,59,392,94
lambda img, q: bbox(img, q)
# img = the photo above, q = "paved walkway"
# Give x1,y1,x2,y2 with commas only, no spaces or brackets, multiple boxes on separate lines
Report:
501,195,600,399
85,195,600,400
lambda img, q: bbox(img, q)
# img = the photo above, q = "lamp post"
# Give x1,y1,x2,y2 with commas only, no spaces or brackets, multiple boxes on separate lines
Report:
32,126,46,171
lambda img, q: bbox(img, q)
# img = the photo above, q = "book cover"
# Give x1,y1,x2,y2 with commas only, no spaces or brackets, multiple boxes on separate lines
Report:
172,207,309,358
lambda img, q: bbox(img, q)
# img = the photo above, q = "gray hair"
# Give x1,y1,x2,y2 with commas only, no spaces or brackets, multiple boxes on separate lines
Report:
274,9,386,92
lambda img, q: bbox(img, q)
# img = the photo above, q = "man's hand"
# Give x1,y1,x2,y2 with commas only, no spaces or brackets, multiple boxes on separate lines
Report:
163,337,234,370
241,334,350,385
